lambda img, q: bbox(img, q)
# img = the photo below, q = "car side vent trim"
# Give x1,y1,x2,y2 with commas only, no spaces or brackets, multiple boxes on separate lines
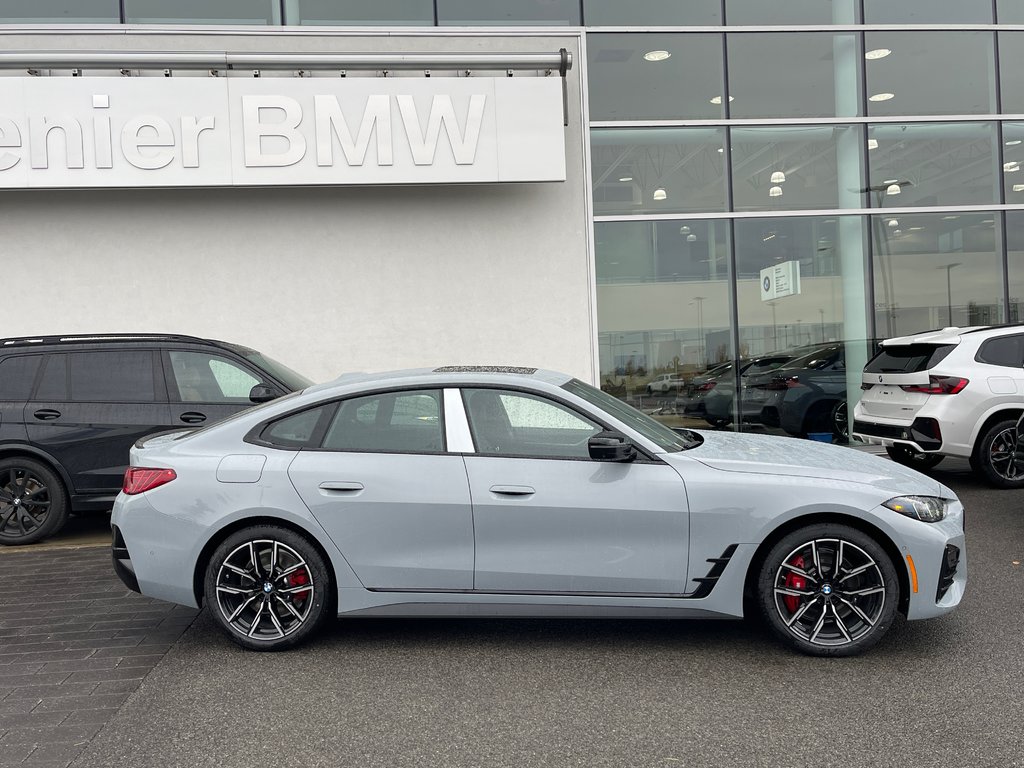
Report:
685,544,740,599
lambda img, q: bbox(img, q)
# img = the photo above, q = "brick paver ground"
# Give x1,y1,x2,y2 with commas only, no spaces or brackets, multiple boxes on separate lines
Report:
0,546,197,767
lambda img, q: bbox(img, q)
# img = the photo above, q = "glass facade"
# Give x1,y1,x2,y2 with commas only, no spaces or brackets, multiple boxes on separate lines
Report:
3,2,1024,443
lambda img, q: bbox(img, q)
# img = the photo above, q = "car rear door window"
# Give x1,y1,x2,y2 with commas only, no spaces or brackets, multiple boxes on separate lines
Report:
865,344,956,373
975,335,1024,367
322,390,444,453
0,355,42,400
69,351,156,402
260,405,332,449
35,354,68,400
463,388,601,458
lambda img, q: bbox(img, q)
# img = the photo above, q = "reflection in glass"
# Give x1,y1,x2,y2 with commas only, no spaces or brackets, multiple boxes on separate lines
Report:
734,216,868,441
865,32,995,117
867,123,998,209
584,0,720,26
725,0,857,25
872,213,1002,338
727,33,859,119
864,0,992,23
591,128,726,215
1003,124,1024,202
595,220,733,428
731,126,864,212
124,0,280,23
0,0,118,21
436,0,579,25
587,33,725,120
1006,212,1024,323
283,0,433,25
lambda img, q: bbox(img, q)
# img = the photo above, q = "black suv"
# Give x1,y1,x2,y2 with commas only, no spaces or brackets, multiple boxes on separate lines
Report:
0,334,312,545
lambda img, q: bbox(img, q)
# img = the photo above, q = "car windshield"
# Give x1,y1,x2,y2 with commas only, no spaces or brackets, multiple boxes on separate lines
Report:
226,346,314,391
562,379,700,451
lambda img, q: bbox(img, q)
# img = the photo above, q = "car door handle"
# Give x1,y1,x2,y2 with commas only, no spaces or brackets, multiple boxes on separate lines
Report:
33,409,61,421
318,481,364,492
489,485,535,496
179,412,207,424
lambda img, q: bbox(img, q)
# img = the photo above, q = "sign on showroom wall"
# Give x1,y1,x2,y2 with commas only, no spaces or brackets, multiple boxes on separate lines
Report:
0,76,566,188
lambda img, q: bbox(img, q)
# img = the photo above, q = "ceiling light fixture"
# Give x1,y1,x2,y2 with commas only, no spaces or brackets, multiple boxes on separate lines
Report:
686,233,697,242
643,50,672,62
709,95,735,105
982,219,995,224
942,215,960,220
865,48,892,60
679,225,691,234
887,218,899,228
769,186,783,197
869,92,895,102
1004,161,1021,173
886,184,902,195
868,139,879,150
618,176,633,182
1007,140,1022,146
770,171,786,184
653,187,667,200
909,226,924,231
1014,184,1024,192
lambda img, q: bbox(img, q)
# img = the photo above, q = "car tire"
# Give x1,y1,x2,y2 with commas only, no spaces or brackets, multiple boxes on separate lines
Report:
204,525,332,651
830,401,849,440
0,457,69,546
757,523,899,657
974,418,1024,489
704,416,731,428
885,445,943,471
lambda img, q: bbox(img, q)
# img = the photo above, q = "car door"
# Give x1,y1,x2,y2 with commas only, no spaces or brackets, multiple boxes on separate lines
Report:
163,349,278,428
460,387,689,595
25,349,171,495
286,388,474,590
0,354,42,446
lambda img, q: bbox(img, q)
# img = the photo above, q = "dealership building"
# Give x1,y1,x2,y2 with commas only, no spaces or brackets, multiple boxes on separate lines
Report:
2,1,1023,438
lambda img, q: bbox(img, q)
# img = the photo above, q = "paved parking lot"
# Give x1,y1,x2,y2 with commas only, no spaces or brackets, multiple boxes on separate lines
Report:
2,456,1022,768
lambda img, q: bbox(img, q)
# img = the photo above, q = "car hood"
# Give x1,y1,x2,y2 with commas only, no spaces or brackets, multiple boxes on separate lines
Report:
673,430,943,496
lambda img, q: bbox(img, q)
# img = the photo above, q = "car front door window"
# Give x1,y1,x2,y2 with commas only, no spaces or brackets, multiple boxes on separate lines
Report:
462,389,600,458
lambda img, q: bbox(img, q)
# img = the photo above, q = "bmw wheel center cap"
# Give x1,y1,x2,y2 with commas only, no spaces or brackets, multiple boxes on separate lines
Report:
821,584,833,596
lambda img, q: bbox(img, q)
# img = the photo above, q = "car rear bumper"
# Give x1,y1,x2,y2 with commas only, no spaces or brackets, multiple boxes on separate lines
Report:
853,416,945,453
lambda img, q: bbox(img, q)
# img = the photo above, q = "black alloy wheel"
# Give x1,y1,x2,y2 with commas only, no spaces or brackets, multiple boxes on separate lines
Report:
204,525,331,651
976,418,1024,489
885,444,944,471
758,524,898,656
0,458,68,546
831,401,849,440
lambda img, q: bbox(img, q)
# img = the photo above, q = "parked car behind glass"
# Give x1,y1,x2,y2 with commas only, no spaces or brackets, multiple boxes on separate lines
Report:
0,334,311,545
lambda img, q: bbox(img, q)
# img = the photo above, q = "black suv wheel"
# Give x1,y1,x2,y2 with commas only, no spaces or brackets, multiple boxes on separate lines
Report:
0,458,68,545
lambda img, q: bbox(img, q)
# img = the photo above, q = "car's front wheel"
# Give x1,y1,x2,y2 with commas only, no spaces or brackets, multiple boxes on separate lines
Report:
885,444,944,470
0,458,69,546
204,525,331,651
757,524,899,656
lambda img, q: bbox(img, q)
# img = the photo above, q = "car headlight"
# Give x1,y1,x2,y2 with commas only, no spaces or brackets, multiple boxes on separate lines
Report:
883,496,947,523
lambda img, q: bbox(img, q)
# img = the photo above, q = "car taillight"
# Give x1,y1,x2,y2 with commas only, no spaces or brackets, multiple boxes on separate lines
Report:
900,376,969,395
765,376,803,390
697,381,717,392
123,467,177,495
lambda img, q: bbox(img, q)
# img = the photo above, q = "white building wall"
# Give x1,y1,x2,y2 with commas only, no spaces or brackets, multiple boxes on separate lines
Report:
0,29,592,384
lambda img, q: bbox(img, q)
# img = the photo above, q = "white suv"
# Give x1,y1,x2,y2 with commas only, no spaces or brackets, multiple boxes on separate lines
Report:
853,324,1024,488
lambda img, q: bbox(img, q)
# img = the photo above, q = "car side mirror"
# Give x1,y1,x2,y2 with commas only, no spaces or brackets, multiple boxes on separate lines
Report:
249,383,282,404
588,431,637,462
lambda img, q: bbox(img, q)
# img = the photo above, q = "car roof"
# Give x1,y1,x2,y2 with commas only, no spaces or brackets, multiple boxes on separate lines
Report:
881,325,1016,347
0,333,232,351
305,366,575,395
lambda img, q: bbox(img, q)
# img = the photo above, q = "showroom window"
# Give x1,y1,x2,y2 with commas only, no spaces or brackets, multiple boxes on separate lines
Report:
583,0,721,26
591,128,727,216
436,0,579,25
871,212,1003,337
999,34,1024,114
0,0,118,22
863,0,993,24
864,32,996,117
283,0,434,25
587,33,726,121
725,0,857,25
866,123,999,209
123,0,281,24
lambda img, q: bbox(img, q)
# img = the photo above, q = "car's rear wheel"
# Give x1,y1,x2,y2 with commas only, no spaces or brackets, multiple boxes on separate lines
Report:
975,418,1024,488
0,458,68,546
757,524,899,657
204,525,331,651
830,401,849,440
885,445,944,471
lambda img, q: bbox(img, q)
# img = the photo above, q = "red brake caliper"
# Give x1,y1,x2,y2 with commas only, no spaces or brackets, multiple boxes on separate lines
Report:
783,555,806,614
286,568,311,603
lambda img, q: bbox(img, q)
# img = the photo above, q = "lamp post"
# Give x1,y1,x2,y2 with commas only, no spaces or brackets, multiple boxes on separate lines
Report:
939,262,962,326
